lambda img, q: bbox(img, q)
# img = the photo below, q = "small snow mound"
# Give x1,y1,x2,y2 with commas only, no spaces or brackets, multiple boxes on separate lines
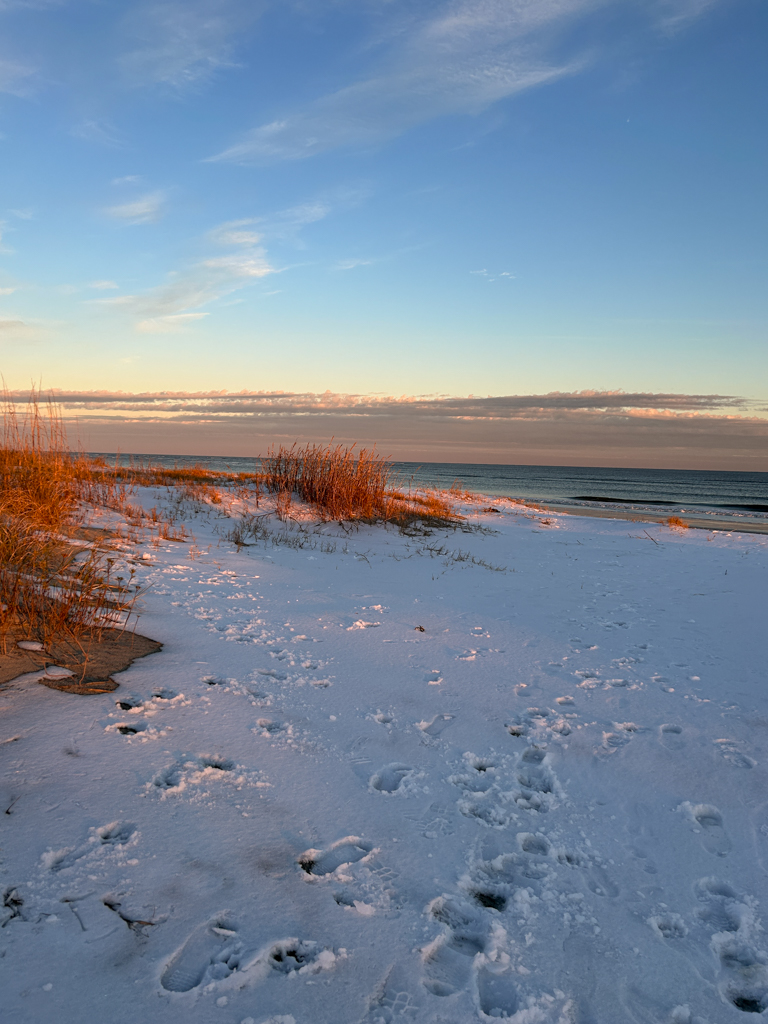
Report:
44,665,74,679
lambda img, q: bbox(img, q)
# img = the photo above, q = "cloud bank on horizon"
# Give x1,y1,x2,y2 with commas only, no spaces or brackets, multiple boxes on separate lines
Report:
5,387,765,470
5,387,758,417
0,0,765,466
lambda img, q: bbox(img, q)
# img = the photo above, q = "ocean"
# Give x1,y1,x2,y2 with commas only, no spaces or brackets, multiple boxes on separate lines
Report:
89,454,768,527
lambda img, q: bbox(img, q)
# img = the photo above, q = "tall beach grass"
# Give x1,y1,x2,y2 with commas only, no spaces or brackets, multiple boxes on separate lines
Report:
0,390,133,650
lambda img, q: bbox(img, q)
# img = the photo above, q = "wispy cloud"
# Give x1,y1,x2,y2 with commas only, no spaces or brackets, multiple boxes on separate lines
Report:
88,280,119,290
208,199,337,248
119,0,258,90
208,0,593,163
656,0,720,32
210,0,723,164
71,119,126,148
8,207,34,220
334,258,375,271
208,220,262,247
0,55,35,96
136,312,209,334
470,268,515,281
0,286,17,295
104,191,166,224
90,216,276,328
205,192,358,262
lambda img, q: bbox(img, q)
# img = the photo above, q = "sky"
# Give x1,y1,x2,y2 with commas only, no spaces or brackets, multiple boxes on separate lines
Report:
0,0,766,466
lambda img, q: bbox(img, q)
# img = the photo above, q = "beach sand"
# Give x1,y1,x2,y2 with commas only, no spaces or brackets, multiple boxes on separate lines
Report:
1,491,766,1022
525,501,768,535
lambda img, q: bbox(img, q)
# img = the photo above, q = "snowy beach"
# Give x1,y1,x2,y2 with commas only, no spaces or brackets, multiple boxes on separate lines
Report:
2,495,767,1023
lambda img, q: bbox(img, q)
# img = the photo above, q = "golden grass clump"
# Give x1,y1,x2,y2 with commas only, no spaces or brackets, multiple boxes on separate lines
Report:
261,442,459,526
666,516,689,529
261,443,392,520
0,390,133,651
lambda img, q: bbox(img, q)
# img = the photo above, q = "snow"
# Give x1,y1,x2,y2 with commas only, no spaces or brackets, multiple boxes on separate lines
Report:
1,494,767,1023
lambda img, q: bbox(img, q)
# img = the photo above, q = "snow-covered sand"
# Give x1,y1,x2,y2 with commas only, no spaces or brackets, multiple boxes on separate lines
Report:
2,495,767,1023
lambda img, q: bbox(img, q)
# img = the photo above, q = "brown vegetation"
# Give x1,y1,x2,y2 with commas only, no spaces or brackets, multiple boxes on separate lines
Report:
666,516,689,529
0,391,136,652
261,442,459,526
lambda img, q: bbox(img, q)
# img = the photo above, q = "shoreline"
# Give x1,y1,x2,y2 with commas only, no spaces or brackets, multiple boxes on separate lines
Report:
523,500,768,534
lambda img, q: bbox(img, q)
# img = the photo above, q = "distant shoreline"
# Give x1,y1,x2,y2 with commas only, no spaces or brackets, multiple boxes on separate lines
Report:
521,501,768,535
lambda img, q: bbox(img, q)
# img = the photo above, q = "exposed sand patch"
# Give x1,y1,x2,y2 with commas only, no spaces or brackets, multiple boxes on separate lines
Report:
0,626,162,694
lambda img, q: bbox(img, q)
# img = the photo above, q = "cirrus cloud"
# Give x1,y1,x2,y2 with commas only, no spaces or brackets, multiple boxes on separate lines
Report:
104,191,166,224
209,0,723,164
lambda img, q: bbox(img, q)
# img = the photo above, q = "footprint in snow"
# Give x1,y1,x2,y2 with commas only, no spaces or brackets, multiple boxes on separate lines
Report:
647,912,688,940
475,961,521,1018
418,714,455,738
268,939,326,974
370,764,413,794
410,802,453,840
555,844,619,898
255,717,285,735
334,854,400,916
505,717,528,738
44,821,137,872
115,722,148,736
512,746,559,812
115,695,143,711
298,836,373,877
424,670,442,685
421,895,487,997
583,860,620,899
95,821,137,845
680,802,732,857
517,832,550,857
160,913,241,992
693,877,768,1013
659,723,684,751
714,739,756,769
451,772,495,795
598,723,640,755
363,963,422,1023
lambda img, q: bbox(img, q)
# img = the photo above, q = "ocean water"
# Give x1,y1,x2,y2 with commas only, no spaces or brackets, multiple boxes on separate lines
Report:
90,454,768,524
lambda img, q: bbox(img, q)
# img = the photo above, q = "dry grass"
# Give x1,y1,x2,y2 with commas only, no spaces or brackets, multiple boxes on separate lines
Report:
0,391,135,651
261,443,392,520
261,442,459,527
666,516,689,529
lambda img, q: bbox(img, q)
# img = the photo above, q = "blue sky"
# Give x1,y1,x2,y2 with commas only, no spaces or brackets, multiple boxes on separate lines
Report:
0,0,766,463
